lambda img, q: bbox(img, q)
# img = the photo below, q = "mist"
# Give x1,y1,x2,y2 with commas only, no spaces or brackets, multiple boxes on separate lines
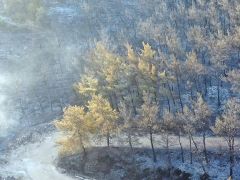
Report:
1,0,240,179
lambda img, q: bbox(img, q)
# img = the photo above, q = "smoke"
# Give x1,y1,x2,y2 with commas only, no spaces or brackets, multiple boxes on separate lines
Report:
0,74,18,137
0,0,104,137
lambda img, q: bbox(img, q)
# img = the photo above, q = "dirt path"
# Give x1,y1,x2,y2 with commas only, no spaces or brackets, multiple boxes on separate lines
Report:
0,132,91,180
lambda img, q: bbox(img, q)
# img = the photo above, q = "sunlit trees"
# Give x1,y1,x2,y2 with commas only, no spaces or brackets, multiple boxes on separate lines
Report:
158,70,176,112
161,109,185,163
123,43,141,114
53,0,240,178
192,94,212,164
162,110,176,166
178,106,196,164
87,95,119,147
139,92,159,162
74,75,99,99
54,106,92,156
174,112,185,163
209,32,229,107
185,52,205,97
214,98,240,178
55,95,119,155
88,42,125,110
138,42,157,99
119,101,137,152
168,57,184,112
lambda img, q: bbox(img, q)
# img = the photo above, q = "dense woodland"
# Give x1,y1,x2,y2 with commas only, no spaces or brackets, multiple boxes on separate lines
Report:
1,0,240,179
53,0,240,179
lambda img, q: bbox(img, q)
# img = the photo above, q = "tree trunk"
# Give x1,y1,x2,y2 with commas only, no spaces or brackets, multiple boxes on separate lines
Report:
167,82,176,105
194,78,199,93
107,132,110,147
191,134,207,173
204,76,208,97
130,90,137,115
176,76,183,113
189,135,193,164
167,98,171,112
113,93,119,112
217,78,221,107
79,133,87,157
150,128,157,162
82,143,86,157
203,133,208,164
191,135,199,151
229,137,235,178
79,135,87,173
128,133,133,152
166,133,171,168
190,87,194,100
209,76,212,87
178,133,184,163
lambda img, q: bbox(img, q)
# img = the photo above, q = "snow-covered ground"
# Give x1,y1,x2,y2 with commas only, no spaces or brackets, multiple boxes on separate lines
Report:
0,128,239,180
114,134,240,179
0,1,239,179
0,132,92,180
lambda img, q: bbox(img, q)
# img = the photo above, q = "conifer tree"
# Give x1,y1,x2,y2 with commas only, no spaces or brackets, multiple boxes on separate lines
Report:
54,106,93,156
138,92,159,162
158,70,176,112
192,94,212,164
214,98,240,178
162,109,176,167
178,106,196,164
74,75,99,98
169,56,184,112
119,101,137,152
185,52,205,96
87,95,119,147
138,42,158,99
225,69,240,94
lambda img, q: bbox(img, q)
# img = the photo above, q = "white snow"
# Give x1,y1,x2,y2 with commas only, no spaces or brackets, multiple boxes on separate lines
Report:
0,132,91,180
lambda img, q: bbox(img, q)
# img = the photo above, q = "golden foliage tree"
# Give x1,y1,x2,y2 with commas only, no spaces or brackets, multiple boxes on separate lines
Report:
54,106,93,156
87,95,119,147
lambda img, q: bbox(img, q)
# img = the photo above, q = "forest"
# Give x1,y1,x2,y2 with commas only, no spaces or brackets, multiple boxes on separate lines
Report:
0,0,240,180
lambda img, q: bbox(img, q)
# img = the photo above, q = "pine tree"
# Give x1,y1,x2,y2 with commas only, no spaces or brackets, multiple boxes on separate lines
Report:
192,94,212,164
119,101,137,152
138,92,159,162
225,69,240,94
169,56,184,112
162,109,176,167
178,106,196,164
83,42,125,110
123,43,141,114
185,52,205,96
158,70,176,112
74,75,99,98
214,98,240,178
138,42,158,98
54,106,93,156
87,95,119,147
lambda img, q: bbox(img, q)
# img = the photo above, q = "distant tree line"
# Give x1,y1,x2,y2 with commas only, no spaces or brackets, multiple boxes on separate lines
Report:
2,0,45,24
